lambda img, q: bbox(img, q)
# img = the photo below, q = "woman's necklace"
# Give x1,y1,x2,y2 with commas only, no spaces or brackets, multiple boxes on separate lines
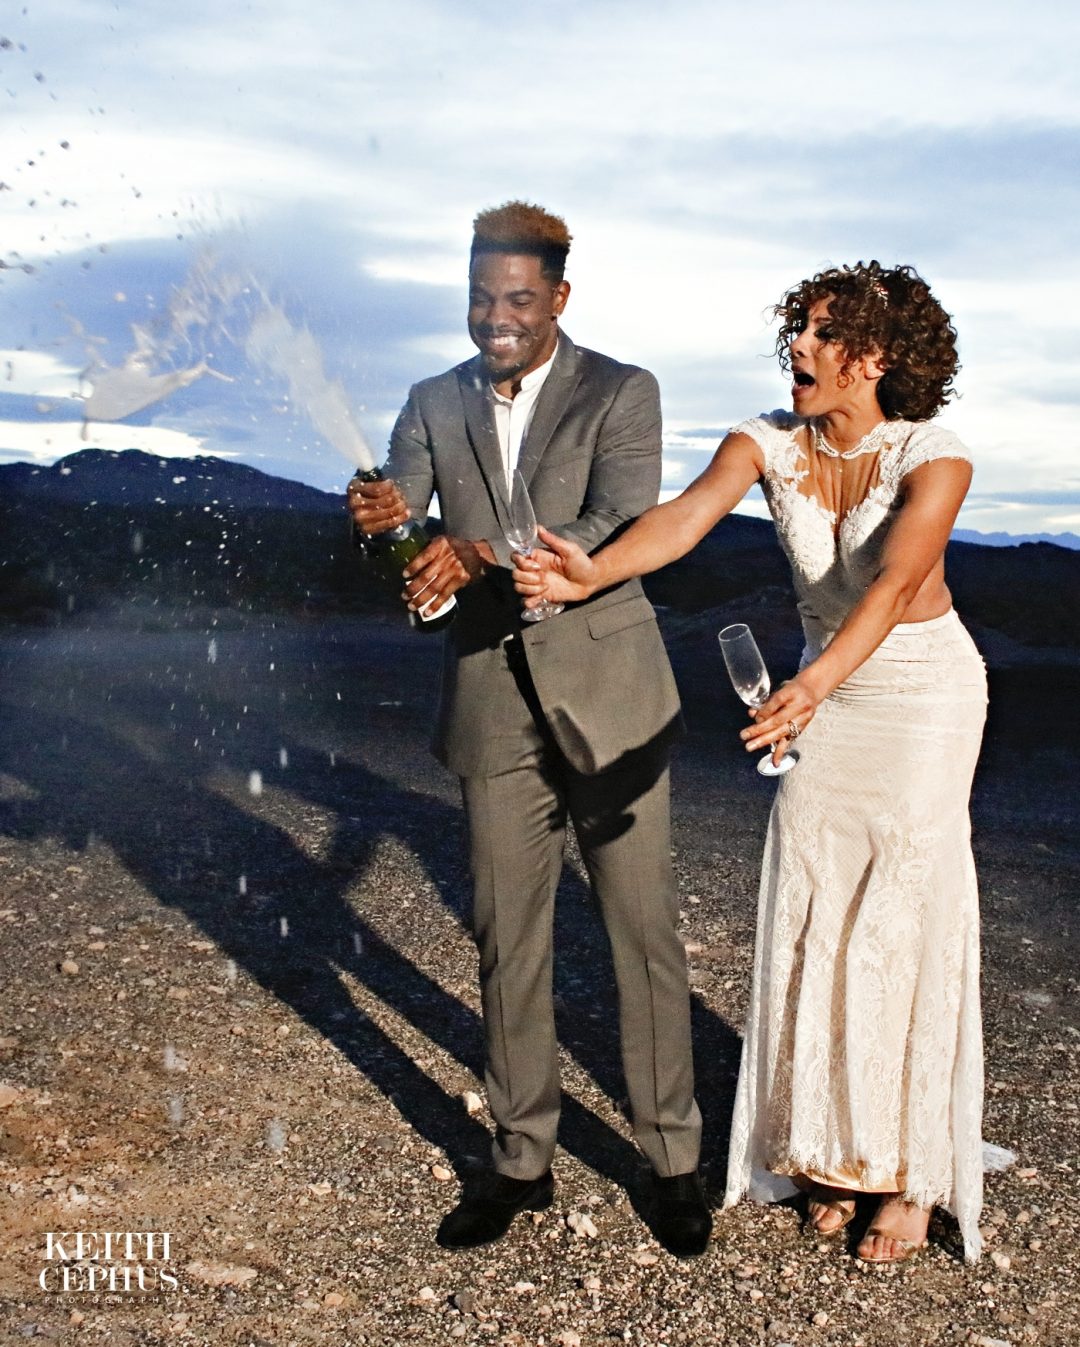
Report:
810,418,892,462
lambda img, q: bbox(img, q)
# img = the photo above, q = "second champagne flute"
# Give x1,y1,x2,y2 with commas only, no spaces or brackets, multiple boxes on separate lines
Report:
718,622,798,777
504,469,564,623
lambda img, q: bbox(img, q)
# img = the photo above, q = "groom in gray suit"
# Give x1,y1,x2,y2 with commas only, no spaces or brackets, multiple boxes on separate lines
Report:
348,202,709,1256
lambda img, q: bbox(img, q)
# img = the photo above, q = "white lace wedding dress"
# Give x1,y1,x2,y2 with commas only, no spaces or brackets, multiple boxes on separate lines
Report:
721,411,988,1261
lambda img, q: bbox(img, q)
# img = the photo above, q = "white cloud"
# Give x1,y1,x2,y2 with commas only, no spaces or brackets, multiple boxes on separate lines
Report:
0,349,83,398
0,419,214,466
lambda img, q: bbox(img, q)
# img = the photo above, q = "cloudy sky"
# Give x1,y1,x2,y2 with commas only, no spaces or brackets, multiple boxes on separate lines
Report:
2,0,1079,537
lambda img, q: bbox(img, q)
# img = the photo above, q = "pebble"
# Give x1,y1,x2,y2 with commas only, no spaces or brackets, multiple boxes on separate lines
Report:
557,1333,582,1347
1027,1238,1043,1251
453,1290,476,1314
431,1164,453,1181
991,1251,1012,1270
632,1250,659,1267
512,1280,536,1294
462,1090,484,1115
567,1210,599,1239
323,1291,345,1307
60,959,79,976
582,1275,602,1291
417,1285,437,1301
0,1084,20,1109
812,1311,829,1327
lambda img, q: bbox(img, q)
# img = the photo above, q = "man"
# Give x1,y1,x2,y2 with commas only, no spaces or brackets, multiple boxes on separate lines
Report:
347,202,709,1256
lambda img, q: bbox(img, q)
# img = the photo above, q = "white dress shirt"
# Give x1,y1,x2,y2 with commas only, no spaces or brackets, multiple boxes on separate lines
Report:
490,348,557,493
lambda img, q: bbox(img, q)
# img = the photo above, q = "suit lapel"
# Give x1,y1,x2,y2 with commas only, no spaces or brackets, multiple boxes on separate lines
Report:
516,332,582,488
456,356,507,512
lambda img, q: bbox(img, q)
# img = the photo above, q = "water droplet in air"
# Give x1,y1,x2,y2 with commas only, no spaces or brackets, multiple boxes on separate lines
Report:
248,771,263,796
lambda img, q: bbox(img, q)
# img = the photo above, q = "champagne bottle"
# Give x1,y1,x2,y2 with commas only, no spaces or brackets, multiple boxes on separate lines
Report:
352,467,457,632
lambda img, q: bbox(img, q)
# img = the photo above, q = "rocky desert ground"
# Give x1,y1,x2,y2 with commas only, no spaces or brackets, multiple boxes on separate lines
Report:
0,605,1077,1346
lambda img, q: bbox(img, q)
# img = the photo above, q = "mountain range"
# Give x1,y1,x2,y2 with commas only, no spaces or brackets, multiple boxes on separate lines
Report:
1,449,1077,652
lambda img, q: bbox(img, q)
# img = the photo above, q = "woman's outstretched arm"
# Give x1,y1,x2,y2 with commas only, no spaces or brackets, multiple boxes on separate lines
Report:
513,431,762,604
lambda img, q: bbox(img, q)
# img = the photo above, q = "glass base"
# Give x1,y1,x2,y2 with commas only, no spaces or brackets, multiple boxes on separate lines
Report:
522,602,564,623
757,750,799,777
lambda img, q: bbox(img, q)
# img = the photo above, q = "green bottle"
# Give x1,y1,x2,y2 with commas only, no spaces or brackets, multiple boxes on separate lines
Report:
352,467,457,632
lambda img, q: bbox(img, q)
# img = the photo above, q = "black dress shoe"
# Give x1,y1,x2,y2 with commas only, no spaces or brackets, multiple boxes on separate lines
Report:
650,1171,712,1257
436,1170,554,1249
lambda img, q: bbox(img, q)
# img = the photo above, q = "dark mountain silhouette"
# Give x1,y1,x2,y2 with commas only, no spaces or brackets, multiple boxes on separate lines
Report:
1,449,1078,650
0,448,343,513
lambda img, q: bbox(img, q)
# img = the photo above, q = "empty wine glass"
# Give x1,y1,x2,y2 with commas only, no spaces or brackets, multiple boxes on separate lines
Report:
718,622,798,777
503,469,564,623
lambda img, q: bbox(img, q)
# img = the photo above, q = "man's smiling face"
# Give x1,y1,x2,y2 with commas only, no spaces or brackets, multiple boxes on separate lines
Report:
467,252,569,395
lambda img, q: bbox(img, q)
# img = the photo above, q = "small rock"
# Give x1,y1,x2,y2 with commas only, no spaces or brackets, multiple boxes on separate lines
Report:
582,1275,601,1291
512,1280,535,1294
68,1310,85,1326
323,1291,344,1307
1027,1238,1042,1251
991,1251,1012,1271
567,1210,599,1239
417,1286,437,1302
431,1164,453,1182
557,1333,582,1347
453,1290,477,1314
307,1181,333,1197
632,1250,659,1266
60,960,79,976
0,1083,20,1109
812,1311,829,1327
1015,1167,1038,1180
749,1288,765,1301
462,1090,484,1115
87,940,106,951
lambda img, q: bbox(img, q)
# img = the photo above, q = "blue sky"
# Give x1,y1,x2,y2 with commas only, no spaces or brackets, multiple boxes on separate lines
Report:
2,0,1079,536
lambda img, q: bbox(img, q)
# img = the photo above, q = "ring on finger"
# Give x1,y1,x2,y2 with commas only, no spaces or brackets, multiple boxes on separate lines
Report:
786,719,801,740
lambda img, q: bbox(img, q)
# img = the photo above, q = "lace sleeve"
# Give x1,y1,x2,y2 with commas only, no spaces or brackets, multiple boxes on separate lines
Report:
896,423,973,480
729,411,802,477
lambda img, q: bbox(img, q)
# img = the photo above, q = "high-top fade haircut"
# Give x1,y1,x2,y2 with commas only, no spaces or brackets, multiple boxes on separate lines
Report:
470,201,573,282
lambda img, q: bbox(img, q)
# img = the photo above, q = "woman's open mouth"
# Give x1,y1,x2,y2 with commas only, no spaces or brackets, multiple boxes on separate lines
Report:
793,370,815,388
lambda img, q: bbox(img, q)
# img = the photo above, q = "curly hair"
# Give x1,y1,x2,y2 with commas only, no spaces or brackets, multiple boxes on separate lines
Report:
470,200,572,281
774,261,960,421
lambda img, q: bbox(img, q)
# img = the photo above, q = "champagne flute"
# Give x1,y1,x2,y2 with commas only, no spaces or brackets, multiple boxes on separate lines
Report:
503,470,564,623
718,623,798,777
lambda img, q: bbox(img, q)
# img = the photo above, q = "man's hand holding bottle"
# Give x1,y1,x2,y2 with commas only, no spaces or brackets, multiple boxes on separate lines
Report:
347,471,493,628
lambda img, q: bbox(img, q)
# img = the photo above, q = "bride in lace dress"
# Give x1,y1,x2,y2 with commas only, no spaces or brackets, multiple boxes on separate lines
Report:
512,261,988,1263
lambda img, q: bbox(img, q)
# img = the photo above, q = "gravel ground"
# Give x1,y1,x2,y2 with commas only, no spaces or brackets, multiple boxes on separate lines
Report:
0,606,1077,1347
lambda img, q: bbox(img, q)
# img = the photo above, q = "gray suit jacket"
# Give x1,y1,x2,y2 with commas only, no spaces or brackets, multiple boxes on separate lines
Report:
384,332,682,778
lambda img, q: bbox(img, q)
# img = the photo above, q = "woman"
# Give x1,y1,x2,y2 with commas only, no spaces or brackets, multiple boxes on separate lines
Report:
513,262,988,1262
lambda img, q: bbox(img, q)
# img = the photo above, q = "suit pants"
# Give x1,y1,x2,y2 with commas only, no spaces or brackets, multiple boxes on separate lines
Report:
459,643,702,1180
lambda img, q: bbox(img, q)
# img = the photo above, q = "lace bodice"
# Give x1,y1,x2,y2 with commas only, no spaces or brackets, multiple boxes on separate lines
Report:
732,411,972,639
